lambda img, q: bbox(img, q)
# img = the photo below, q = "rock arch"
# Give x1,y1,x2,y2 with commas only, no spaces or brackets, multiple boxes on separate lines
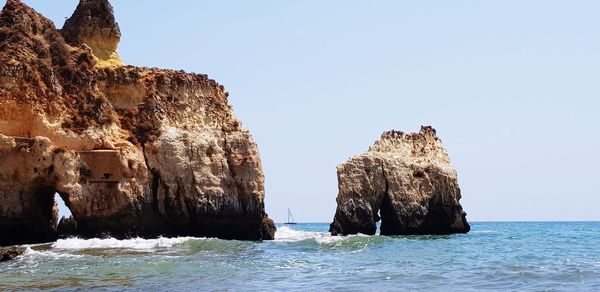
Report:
0,183,58,246
0,137,64,245
329,127,470,236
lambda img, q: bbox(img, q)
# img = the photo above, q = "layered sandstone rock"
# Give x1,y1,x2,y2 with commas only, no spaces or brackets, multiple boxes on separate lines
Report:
330,126,470,236
0,0,274,246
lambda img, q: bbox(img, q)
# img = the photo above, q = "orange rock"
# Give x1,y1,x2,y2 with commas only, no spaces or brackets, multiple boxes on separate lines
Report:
0,0,274,246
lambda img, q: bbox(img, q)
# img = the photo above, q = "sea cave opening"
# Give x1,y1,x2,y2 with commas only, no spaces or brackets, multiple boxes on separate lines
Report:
54,192,78,238
54,192,73,224
378,193,403,236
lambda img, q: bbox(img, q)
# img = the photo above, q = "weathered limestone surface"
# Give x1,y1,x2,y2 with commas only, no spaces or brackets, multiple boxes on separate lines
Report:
0,0,274,246
330,126,470,236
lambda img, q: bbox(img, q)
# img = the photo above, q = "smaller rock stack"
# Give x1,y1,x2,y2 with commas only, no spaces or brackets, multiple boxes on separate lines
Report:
330,126,470,236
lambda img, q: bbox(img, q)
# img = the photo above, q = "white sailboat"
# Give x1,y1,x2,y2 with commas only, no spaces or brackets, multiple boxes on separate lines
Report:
285,208,297,224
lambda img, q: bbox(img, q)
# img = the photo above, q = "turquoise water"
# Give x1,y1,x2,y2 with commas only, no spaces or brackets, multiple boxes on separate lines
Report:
1,222,600,291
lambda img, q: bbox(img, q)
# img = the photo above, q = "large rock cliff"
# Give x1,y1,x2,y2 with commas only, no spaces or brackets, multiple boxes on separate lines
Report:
0,0,275,246
330,126,470,236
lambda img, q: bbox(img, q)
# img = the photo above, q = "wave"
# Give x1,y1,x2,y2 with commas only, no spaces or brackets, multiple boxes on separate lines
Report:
274,226,382,249
19,247,83,260
52,237,199,250
12,227,376,255
275,226,335,243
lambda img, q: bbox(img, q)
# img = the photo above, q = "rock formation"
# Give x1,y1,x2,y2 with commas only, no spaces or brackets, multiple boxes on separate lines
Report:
61,0,122,67
57,216,78,238
0,0,275,246
0,246,25,262
330,126,470,236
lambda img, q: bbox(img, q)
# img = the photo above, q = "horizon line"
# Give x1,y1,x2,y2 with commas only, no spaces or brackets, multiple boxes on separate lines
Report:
275,220,600,224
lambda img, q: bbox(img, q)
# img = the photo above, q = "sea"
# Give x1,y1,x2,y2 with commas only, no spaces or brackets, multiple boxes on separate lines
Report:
1,222,600,291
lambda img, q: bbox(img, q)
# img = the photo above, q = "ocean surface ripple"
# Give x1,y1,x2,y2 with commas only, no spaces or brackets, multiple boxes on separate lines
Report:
1,222,600,291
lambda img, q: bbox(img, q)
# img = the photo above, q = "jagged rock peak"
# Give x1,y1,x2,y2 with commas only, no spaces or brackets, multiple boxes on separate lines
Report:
3,0,21,8
2,0,20,10
375,126,439,147
368,126,451,165
61,0,122,67
0,0,56,33
380,125,437,141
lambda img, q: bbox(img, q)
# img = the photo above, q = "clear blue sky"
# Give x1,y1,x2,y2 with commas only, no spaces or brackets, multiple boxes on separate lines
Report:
18,0,600,222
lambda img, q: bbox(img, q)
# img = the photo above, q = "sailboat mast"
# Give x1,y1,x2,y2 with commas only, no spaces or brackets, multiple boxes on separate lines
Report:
287,208,291,223
285,208,297,224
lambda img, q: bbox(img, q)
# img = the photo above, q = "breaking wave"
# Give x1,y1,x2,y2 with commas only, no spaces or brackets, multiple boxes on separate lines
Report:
274,225,334,242
52,237,199,250
19,247,83,260
274,226,383,249
14,226,382,256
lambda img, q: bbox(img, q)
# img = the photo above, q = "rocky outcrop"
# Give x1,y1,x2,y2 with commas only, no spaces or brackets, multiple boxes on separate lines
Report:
0,246,25,262
57,216,78,238
0,0,274,246
61,0,122,67
330,126,470,236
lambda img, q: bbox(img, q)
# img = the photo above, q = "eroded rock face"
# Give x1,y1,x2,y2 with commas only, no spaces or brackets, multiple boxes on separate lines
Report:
330,126,470,236
0,246,25,262
0,0,274,246
57,216,78,238
61,0,122,67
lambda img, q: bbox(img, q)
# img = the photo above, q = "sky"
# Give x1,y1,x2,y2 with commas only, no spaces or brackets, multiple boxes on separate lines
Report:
17,0,600,222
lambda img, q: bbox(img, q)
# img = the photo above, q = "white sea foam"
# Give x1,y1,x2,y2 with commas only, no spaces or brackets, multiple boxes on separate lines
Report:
275,226,326,241
21,247,83,259
51,237,199,250
275,226,361,244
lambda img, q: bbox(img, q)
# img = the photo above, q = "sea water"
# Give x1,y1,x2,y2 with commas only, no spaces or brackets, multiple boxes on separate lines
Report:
1,222,600,291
